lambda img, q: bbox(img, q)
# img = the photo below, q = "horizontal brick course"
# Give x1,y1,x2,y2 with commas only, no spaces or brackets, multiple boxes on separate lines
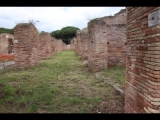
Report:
125,7,160,113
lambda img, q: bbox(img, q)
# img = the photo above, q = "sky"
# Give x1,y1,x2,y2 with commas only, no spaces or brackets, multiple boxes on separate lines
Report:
0,7,125,33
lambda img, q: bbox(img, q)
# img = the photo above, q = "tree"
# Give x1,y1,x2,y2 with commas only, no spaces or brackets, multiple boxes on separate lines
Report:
50,26,80,45
0,27,14,35
50,30,62,39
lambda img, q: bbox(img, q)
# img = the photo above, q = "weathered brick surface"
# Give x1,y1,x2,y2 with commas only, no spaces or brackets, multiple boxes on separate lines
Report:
76,30,81,56
107,24,126,67
54,39,66,53
14,23,40,69
79,28,88,60
51,37,56,55
70,37,77,52
0,33,14,54
87,9,126,72
39,32,52,60
125,7,160,113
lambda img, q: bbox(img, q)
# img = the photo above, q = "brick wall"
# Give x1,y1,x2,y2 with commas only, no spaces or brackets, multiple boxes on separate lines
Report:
70,37,77,52
55,39,64,53
88,19,108,72
107,24,126,67
39,32,52,60
76,30,81,56
0,33,14,54
51,37,56,55
14,23,39,69
87,9,126,72
125,7,160,113
79,28,88,60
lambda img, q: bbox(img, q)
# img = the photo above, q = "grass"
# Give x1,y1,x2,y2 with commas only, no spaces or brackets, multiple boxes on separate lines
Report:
102,66,126,84
0,50,115,113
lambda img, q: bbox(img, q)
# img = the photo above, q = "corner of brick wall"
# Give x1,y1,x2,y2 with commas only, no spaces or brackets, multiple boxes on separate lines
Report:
125,7,160,113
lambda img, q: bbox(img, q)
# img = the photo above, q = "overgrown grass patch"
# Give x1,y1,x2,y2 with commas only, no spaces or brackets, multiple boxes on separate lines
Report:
102,66,126,84
0,50,116,113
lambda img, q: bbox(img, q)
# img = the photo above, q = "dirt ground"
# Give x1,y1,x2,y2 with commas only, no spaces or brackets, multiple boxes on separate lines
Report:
91,89,124,113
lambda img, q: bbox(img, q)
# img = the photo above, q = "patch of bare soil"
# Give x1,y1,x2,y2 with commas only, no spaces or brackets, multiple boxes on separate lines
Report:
90,71,125,113
91,90,124,113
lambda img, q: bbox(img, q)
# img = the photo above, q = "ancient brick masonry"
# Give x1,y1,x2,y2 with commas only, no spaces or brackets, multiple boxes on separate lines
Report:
70,37,77,52
39,32,52,60
79,28,88,60
87,9,126,72
76,30,81,56
55,39,64,53
125,7,160,113
14,23,40,69
0,33,14,55
70,28,89,61
51,37,57,55
13,23,67,69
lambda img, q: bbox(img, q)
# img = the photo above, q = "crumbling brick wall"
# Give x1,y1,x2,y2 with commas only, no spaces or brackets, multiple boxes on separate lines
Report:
76,30,81,56
62,42,67,50
87,9,126,72
51,37,56,55
55,39,63,53
14,23,39,69
88,19,108,72
0,33,14,54
67,45,70,49
79,28,88,60
125,7,160,113
107,24,126,67
39,32,52,60
70,37,77,52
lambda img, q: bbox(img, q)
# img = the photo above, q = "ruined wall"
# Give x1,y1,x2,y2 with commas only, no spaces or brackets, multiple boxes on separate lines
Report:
55,39,63,53
125,7,160,113
39,32,52,60
51,37,56,55
107,24,126,67
62,42,67,50
14,23,39,69
76,30,81,56
0,33,14,54
87,9,126,72
67,45,70,49
79,28,89,60
70,37,77,52
88,19,108,72
102,9,126,25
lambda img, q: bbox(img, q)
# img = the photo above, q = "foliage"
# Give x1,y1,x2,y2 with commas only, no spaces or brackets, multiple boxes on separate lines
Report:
0,50,115,113
50,26,80,45
103,66,126,84
50,30,61,39
0,27,14,35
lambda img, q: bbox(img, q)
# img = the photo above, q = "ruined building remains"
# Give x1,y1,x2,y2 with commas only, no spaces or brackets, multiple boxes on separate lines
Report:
125,7,160,113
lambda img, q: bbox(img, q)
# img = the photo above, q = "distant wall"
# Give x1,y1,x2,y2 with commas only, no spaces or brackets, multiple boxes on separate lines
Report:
0,33,14,54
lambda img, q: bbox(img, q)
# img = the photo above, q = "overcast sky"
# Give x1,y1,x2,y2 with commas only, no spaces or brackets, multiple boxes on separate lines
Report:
0,7,125,33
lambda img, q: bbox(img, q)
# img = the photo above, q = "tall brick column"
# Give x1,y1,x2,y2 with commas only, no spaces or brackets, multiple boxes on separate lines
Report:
14,23,39,69
80,28,88,60
76,30,81,56
87,19,108,72
87,9,126,72
39,32,52,60
125,7,160,113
